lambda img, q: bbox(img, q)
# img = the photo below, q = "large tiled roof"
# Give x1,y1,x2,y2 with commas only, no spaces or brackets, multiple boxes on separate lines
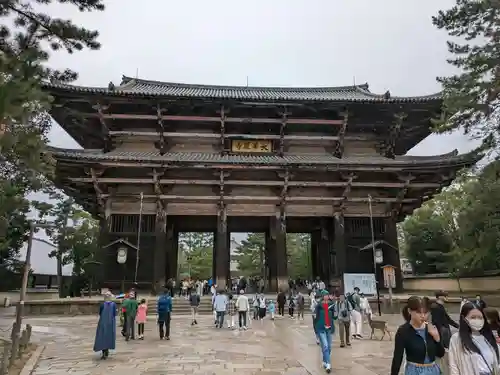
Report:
49,148,480,168
42,76,442,103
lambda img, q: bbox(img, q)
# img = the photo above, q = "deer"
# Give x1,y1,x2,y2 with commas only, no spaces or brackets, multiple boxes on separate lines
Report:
367,313,392,341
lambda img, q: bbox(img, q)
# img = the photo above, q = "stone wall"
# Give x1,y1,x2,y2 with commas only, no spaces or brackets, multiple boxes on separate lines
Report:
403,274,500,293
0,289,60,304
20,299,122,316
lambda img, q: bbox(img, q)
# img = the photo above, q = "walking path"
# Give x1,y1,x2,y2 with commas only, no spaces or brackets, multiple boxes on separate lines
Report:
0,314,414,375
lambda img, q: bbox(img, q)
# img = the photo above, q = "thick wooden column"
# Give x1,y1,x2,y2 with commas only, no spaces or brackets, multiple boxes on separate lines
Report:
265,230,277,292
334,212,347,292
310,230,320,279
384,218,403,292
97,218,109,289
153,209,167,294
318,219,330,285
214,204,229,289
165,223,177,282
275,206,288,292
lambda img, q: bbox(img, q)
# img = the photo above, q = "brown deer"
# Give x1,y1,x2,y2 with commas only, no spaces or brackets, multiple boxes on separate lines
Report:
367,313,392,341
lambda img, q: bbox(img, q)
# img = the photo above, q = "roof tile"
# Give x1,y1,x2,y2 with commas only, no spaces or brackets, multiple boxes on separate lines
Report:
42,76,442,104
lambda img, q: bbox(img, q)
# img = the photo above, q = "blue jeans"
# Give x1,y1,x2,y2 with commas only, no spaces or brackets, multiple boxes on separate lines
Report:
318,330,332,365
216,311,225,328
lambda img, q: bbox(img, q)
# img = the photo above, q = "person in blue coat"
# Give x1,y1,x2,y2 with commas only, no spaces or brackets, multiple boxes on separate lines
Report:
313,290,337,373
157,288,173,340
93,292,116,360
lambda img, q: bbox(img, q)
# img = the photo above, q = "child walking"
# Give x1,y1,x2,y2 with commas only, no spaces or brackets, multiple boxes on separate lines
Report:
268,300,276,320
136,299,147,340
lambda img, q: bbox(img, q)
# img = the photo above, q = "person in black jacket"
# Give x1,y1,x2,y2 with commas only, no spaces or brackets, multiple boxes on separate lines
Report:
430,290,458,348
391,296,445,375
474,294,487,310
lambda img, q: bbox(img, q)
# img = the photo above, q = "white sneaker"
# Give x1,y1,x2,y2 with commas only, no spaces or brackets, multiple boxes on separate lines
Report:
325,364,331,373
243,326,248,330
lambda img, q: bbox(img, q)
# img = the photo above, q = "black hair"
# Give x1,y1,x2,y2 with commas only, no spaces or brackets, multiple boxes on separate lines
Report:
140,298,146,304
354,287,360,292
459,302,499,360
402,296,427,322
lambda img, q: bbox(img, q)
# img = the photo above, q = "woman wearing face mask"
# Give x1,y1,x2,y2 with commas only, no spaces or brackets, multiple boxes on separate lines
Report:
391,296,444,375
449,303,499,375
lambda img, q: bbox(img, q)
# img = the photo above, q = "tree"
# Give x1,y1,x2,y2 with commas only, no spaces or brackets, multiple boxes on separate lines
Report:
233,233,265,277
401,204,453,275
233,233,311,278
0,0,104,288
178,232,213,279
0,0,104,185
433,1,500,152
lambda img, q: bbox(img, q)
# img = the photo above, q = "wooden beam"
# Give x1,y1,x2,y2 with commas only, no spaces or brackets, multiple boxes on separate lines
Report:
334,110,348,158
86,167,106,216
108,130,371,142
99,194,420,204
83,112,345,125
67,176,442,189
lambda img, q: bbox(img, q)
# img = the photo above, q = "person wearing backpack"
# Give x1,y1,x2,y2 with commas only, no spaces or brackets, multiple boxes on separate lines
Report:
349,287,363,339
296,292,305,320
336,294,352,347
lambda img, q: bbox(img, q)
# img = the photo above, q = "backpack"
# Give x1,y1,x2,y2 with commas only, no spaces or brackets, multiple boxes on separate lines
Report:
347,294,359,309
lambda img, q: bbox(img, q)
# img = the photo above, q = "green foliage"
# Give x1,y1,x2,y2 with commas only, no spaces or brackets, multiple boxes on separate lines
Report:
233,233,311,278
401,161,500,276
0,0,104,290
178,232,213,280
432,1,500,152
233,233,265,277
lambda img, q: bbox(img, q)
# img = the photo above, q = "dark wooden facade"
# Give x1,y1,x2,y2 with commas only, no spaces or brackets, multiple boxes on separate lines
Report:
44,76,480,292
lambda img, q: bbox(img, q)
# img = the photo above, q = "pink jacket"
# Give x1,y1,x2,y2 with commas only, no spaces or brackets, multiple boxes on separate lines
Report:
136,304,147,323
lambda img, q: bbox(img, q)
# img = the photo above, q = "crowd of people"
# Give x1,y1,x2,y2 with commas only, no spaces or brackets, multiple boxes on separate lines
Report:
91,282,500,375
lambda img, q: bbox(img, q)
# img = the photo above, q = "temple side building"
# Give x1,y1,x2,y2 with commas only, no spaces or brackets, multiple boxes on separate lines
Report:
43,76,480,293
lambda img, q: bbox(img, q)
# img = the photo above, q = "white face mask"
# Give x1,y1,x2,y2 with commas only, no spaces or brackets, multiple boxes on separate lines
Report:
467,317,484,331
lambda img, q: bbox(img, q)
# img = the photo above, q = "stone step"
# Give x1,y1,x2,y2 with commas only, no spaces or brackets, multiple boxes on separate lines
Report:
146,295,312,315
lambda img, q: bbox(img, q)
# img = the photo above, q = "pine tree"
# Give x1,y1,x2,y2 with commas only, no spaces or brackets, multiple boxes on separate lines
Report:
0,0,104,186
433,1,500,152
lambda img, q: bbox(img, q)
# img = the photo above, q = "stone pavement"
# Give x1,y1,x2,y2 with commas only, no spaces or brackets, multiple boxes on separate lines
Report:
0,314,410,375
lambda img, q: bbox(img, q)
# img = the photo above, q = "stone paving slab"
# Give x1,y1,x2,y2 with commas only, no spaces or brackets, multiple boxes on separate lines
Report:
0,314,419,375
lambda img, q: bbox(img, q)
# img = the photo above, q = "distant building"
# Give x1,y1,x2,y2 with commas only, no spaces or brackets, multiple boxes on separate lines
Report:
18,238,73,289
230,238,240,275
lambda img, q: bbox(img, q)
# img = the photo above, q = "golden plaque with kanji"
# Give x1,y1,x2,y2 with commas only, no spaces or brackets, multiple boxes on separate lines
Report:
231,140,272,153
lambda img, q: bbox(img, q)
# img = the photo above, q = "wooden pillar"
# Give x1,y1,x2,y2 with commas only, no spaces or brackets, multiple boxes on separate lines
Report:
334,212,347,292
153,209,167,295
214,204,229,289
97,218,109,289
318,219,330,284
265,230,277,292
310,230,320,280
165,223,177,282
384,218,403,292
275,207,288,292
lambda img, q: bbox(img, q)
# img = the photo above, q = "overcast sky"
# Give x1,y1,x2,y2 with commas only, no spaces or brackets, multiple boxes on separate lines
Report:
45,0,475,155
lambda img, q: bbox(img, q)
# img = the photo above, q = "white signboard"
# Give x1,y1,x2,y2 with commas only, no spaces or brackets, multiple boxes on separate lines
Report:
343,273,377,296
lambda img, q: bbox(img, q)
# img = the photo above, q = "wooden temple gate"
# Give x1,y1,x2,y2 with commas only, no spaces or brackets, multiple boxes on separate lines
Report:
43,76,480,293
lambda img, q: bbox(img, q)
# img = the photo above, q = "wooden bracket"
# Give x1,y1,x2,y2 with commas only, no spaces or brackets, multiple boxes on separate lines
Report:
220,106,226,153
92,103,112,152
384,111,407,158
334,109,348,158
278,110,289,157
154,104,168,155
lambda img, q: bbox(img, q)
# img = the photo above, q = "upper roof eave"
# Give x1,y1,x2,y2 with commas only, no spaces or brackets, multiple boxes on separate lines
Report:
47,147,482,169
41,77,443,105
